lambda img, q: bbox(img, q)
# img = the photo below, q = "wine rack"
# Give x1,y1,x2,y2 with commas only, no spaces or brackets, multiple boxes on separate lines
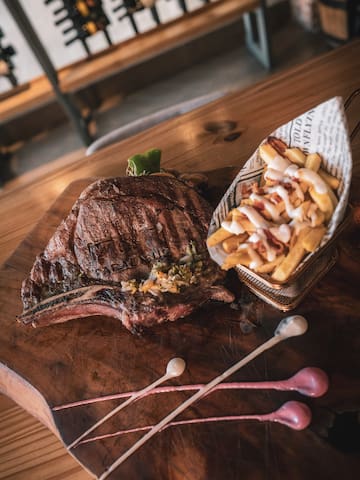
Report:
1,0,272,149
44,0,112,55
111,1,212,34
112,1,161,34
0,27,18,87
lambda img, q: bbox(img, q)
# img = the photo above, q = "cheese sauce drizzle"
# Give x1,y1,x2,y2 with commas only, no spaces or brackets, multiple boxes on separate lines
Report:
250,193,281,222
216,146,337,274
237,205,271,229
248,230,277,262
221,219,245,235
267,155,291,172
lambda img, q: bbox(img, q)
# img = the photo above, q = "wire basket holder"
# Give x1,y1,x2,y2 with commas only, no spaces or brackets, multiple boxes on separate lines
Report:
236,89,360,311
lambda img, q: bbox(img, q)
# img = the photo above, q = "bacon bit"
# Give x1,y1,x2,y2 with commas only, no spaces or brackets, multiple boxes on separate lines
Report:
251,183,265,195
264,229,285,253
253,241,266,258
240,184,252,198
253,200,265,211
268,136,287,155
269,192,282,204
281,182,293,192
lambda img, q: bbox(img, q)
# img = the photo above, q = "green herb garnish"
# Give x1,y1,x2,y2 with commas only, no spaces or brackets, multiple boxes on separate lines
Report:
127,148,162,176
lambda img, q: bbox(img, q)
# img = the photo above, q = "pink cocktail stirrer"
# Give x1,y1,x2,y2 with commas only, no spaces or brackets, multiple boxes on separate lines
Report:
54,366,328,412
99,315,308,480
78,400,312,447
67,357,186,449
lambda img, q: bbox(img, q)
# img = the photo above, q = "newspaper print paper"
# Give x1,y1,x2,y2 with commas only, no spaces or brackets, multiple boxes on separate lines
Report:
208,96,352,273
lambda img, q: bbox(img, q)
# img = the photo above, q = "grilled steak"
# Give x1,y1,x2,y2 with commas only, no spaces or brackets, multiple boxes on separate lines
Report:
20,176,233,332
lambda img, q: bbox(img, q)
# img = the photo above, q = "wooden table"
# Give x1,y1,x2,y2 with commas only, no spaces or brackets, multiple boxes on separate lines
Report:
0,41,359,480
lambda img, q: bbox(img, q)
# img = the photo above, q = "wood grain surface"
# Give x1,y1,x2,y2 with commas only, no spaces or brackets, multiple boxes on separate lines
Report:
0,41,360,479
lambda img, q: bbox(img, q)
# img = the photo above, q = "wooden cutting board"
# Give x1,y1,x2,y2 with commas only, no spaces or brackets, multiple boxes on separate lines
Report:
0,173,360,480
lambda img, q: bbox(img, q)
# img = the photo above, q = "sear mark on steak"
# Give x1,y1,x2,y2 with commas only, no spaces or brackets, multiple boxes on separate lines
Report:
19,176,234,332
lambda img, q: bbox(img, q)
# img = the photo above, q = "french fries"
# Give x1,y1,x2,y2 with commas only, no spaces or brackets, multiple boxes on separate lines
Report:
318,168,340,190
310,209,325,227
231,212,257,233
255,254,285,274
208,138,340,282
305,153,321,172
285,148,306,166
308,187,334,221
207,227,233,247
259,144,279,165
302,226,326,253
222,234,248,253
222,250,251,270
272,228,310,282
327,186,339,209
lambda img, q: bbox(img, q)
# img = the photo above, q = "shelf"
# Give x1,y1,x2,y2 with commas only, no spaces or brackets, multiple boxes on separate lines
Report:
0,0,259,124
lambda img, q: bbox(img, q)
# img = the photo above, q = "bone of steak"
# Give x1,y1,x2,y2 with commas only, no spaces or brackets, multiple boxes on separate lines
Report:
20,176,233,332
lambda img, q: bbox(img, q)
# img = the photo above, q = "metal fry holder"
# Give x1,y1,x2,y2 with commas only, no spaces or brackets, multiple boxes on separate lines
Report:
235,90,359,311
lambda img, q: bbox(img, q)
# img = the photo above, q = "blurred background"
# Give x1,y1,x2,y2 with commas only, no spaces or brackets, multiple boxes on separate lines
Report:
0,0,359,186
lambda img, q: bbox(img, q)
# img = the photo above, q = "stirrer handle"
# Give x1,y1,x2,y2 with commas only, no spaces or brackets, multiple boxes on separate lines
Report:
99,335,281,479
69,373,169,449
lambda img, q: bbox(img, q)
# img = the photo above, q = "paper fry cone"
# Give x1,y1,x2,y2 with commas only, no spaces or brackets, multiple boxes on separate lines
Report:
208,97,352,280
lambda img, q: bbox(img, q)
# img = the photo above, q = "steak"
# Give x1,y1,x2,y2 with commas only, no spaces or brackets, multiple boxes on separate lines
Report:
20,176,233,332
